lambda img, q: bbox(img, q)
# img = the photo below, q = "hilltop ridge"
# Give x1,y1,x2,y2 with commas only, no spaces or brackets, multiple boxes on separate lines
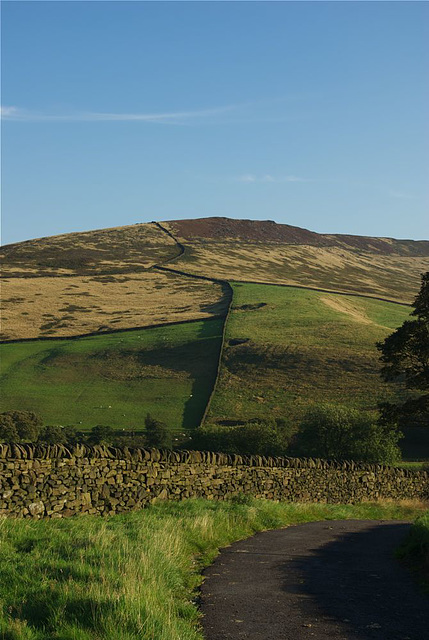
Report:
1,216,429,341
3,217,429,259
165,217,429,256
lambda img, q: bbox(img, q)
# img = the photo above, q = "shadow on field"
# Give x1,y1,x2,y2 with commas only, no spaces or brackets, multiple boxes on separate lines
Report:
279,522,429,639
182,318,224,429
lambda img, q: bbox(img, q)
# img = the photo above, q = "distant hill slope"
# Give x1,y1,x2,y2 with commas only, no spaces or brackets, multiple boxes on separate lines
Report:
166,217,429,256
0,319,223,429
1,217,428,341
0,222,179,277
0,221,227,340
164,218,429,304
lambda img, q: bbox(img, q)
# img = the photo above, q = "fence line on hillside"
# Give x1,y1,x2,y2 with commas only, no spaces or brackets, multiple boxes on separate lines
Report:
0,315,224,345
152,223,235,426
231,279,412,306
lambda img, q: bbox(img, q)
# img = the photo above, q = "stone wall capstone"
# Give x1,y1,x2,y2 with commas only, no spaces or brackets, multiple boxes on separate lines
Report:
0,444,427,518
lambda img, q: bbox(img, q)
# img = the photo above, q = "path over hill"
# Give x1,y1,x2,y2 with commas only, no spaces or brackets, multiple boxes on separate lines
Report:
200,520,429,640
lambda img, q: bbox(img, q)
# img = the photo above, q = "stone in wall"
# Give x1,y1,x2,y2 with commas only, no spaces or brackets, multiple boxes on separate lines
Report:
0,445,427,518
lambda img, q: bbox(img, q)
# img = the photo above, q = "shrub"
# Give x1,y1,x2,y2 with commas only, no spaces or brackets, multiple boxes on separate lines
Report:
192,419,292,457
63,425,83,446
0,413,18,442
37,425,67,445
144,414,172,449
293,404,402,464
0,410,43,442
87,425,114,445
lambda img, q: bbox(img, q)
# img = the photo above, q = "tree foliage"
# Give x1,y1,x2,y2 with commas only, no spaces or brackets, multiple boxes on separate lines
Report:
87,425,115,445
144,414,172,449
37,425,67,445
37,425,82,446
191,419,294,457
293,404,402,464
0,411,43,442
377,272,429,426
0,413,19,442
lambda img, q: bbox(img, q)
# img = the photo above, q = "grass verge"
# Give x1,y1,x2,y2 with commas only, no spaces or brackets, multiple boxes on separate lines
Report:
397,510,429,592
0,498,426,640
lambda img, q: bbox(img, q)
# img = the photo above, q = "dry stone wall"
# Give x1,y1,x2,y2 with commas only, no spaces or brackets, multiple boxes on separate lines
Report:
0,444,427,518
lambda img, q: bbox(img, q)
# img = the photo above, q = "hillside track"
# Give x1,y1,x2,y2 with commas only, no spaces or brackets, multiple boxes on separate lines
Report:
200,519,429,640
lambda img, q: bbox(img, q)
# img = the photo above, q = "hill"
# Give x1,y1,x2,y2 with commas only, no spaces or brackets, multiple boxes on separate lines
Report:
2,217,428,342
1,217,428,457
207,283,411,424
164,218,429,304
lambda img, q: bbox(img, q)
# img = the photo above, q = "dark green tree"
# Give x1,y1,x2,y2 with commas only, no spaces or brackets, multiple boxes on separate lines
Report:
0,411,43,442
0,413,19,442
377,272,429,426
37,425,67,445
293,404,402,464
88,425,114,445
191,419,292,457
144,414,172,449
63,426,82,446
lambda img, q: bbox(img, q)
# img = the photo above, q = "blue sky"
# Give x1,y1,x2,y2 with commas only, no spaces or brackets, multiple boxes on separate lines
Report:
2,1,428,244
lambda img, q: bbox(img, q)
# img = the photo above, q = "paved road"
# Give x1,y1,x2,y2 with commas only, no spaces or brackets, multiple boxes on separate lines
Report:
200,520,429,640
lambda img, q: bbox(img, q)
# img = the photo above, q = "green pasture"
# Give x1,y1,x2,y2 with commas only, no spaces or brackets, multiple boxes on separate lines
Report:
208,283,411,425
0,320,223,432
0,499,425,640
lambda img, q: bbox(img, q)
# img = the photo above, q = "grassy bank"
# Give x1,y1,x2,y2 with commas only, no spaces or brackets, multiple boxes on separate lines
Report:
208,283,411,425
0,319,223,431
397,510,429,592
0,499,425,640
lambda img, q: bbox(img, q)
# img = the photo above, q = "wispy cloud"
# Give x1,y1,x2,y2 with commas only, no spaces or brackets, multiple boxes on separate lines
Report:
0,104,238,124
0,96,312,126
1,106,19,117
236,174,311,184
387,189,415,200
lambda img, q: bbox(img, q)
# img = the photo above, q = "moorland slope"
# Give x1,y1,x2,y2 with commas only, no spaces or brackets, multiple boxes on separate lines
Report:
165,217,429,304
1,217,428,446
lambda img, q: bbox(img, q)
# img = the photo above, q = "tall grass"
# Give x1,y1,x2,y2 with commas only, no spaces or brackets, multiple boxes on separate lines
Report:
397,509,429,592
0,499,425,640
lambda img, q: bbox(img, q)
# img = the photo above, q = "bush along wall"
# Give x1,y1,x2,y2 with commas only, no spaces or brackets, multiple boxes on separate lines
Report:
0,444,428,518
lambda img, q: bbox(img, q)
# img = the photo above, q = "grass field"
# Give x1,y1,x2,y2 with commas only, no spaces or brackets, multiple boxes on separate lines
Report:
0,319,223,431
0,498,425,640
1,270,227,341
208,283,411,426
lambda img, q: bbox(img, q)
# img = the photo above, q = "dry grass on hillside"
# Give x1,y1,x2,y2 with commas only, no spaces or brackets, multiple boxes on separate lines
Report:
320,296,379,327
1,222,178,277
171,241,428,303
1,270,228,340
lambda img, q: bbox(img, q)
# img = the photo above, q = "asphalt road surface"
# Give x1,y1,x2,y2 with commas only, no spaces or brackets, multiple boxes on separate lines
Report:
200,520,428,640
